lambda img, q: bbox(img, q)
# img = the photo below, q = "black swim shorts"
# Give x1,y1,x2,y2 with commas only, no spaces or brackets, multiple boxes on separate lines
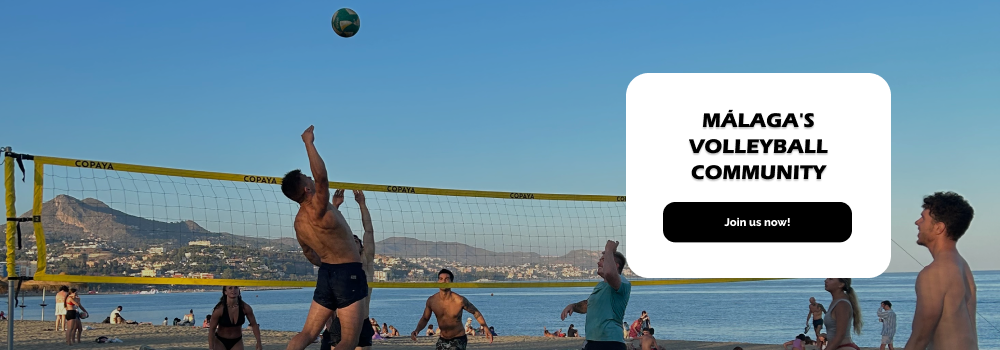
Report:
325,316,375,347
583,340,627,350
435,335,468,350
814,319,823,327
313,262,368,310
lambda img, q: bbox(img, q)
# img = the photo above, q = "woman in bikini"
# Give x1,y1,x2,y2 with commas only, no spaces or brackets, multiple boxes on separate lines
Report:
823,278,863,350
64,288,88,345
208,286,262,350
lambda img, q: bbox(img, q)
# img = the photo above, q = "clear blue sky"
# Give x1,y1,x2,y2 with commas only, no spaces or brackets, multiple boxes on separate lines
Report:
2,2,998,272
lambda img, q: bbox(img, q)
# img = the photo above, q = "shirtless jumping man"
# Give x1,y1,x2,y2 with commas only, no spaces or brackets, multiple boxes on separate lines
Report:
807,297,826,340
320,189,377,350
904,191,978,350
410,269,493,350
282,126,369,350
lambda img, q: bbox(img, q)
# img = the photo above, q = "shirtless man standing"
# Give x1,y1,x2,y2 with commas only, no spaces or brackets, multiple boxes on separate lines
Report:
410,269,493,349
904,191,977,350
282,126,368,350
321,189,377,350
807,297,826,340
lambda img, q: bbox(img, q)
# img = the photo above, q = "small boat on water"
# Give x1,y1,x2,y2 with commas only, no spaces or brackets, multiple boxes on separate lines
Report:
138,288,158,295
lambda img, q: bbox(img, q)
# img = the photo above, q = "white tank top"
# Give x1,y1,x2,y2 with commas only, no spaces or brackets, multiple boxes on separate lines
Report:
824,299,854,344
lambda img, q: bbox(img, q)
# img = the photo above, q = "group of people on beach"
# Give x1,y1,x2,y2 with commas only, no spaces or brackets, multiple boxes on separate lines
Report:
782,191,979,350
45,126,981,350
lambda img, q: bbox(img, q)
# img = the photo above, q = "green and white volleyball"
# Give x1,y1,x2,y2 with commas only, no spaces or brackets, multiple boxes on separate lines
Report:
331,8,360,38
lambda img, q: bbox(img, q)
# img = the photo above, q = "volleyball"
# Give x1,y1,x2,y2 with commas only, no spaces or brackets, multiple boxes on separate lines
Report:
331,8,360,38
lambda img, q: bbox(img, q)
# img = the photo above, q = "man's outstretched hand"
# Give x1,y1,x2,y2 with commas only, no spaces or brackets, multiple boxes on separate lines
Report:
302,125,315,144
354,190,366,205
560,304,574,320
332,189,345,209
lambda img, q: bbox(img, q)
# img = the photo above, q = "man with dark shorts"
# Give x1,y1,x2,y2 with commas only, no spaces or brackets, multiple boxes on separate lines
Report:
283,126,369,350
320,189,377,350
561,240,631,350
807,297,826,340
410,269,493,349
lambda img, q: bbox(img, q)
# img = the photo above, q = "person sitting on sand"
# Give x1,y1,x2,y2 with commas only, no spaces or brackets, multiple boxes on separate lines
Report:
203,314,211,328
567,324,578,337
182,309,196,326
783,334,808,350
465,317,475,335
639,328,659,350
816,333,827,350
488,326,497,337
110,306,123,324
426,324,435,336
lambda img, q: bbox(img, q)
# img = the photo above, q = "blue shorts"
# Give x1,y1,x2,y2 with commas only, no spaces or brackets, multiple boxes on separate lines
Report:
313,263,368,310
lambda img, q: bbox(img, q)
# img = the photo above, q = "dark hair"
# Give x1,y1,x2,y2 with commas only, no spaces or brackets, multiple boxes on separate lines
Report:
438,269,454,282
882,300,892,308
205,314,211,320
281,169,306,203
569,324,574,328
59,286,69,292
922,191,974,241
796,334,806,340
189,309,193,313
117,305,122,309
70,288,77,293
646,327,655,335
613,251,627,274
214,286,245,315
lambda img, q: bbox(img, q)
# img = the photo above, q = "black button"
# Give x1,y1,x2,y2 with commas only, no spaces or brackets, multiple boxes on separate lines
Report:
663,202,852,242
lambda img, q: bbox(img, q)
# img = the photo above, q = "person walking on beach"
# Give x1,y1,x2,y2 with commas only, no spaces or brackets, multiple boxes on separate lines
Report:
208,286,262,350
54,285,69,332
560,240,631,350
410,269,494,349
281,126,369,350
904,191,978,350
877,300,897,350
319,189,377,350
823,278,863,350
807,297,827,340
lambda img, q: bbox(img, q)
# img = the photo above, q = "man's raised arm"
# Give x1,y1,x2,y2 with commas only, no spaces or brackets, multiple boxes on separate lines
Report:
301,126,330,211
355,190,375,262
601,240,622,290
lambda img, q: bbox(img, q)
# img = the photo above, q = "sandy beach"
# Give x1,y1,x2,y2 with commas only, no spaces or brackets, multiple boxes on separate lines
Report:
0,320,879,350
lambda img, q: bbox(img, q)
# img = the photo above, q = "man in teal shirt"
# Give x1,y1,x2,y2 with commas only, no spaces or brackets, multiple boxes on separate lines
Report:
561,240,631,350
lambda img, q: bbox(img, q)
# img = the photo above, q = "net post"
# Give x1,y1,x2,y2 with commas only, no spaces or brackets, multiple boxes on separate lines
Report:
4,148,16,350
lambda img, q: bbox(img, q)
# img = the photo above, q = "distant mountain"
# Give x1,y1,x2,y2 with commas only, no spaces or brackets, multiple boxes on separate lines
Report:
375,237,601,269
15,195,605,269
17,195,296,249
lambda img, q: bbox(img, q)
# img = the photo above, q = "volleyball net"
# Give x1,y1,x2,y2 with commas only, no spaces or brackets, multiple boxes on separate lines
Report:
4,150,770,288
